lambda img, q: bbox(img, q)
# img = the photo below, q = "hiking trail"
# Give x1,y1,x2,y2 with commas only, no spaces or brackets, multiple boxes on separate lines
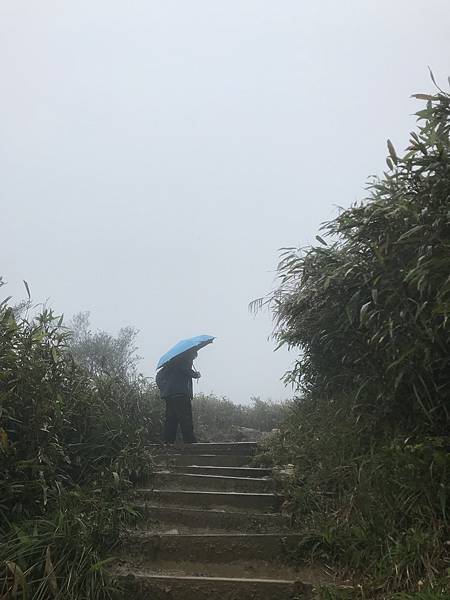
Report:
113,441,335,599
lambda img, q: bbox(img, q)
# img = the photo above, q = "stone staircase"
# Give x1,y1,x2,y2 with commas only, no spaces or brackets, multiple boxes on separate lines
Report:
113,442,332,599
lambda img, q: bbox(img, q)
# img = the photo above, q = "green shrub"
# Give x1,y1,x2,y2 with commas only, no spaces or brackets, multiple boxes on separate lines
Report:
256,83,450,595
259,88,450,437
263,396,449,592
0,289,161,598
192,394,288,442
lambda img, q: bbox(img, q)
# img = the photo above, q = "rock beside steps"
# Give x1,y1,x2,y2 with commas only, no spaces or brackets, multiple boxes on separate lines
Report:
112,442,334,599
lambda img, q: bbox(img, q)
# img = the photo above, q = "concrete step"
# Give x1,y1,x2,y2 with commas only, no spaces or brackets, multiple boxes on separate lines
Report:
121,532,303,563
136,489,280,512
150,442,257,455
130,504,290,532
155,454,255,468
171,465,272,478
150,472,275,493
115,557,312,580
114,563,313,600
115,437,336,598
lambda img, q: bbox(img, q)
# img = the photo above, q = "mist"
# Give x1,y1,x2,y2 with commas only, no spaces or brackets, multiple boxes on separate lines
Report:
1,1,449,403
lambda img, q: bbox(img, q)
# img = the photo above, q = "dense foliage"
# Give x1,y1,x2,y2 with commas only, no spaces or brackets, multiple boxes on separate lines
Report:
0,290,161,599
269,87,449,436
192,394,287,442
257,85,450,596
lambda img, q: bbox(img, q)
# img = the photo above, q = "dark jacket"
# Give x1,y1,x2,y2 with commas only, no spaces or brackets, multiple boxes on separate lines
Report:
156,361,197,399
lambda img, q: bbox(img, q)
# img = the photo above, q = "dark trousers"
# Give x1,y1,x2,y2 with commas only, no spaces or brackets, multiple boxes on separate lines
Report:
163,394,197,443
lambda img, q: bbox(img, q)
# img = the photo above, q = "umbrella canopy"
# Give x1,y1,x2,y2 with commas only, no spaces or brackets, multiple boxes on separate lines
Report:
156,335,214,370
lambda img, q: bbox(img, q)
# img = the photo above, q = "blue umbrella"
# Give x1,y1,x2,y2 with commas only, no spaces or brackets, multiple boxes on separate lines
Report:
157,335,215,370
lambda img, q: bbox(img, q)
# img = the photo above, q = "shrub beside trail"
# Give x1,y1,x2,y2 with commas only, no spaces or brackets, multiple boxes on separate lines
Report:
256,85,450,597
0,293,160,599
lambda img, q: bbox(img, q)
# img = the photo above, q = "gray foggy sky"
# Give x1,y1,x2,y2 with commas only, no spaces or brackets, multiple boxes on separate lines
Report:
1,1,449,403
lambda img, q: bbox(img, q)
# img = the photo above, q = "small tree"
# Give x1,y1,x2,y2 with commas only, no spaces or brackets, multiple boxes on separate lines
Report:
69,312,141,379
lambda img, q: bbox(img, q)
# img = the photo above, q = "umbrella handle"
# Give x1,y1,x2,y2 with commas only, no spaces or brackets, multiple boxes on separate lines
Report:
192,362,201,382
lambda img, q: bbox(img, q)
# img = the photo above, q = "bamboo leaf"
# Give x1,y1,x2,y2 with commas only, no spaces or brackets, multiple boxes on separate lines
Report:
45,546,58,596
411,93,436,101
23,280,31,299
387,139,398,165
6,561,27,596
88,557,116,572
360,301,372,325
51,347,59,363
0,427,8,450
428,66,437,87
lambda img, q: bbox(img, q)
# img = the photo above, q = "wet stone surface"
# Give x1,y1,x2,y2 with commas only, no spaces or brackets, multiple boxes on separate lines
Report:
112,441,338,599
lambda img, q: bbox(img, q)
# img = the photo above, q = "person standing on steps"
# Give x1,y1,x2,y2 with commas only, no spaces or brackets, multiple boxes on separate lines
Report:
156,349,200,444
